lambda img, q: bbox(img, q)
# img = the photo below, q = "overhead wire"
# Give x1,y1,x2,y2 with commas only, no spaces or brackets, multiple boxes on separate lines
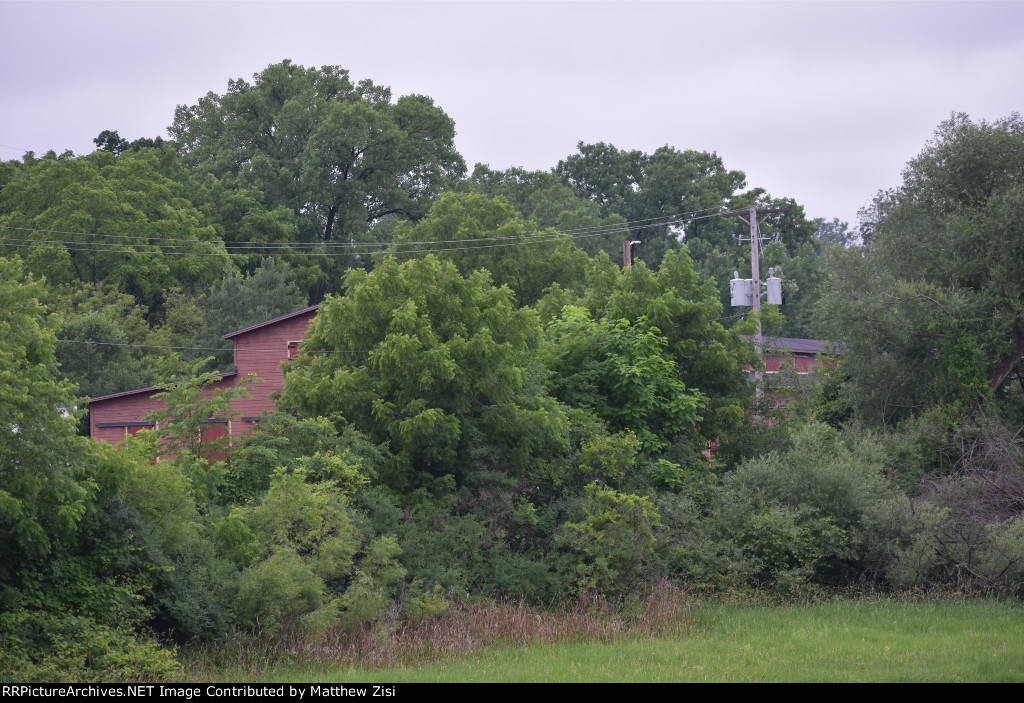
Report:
0,209,731,257
54,338,368,354
0,205,724,248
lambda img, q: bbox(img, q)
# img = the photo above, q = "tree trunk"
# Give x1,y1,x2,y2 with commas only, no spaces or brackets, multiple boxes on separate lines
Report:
324,205,337,242
989,329,1024,392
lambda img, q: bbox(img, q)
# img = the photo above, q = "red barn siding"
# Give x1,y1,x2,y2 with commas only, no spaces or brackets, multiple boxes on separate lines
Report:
89,306,318,448
223,307,318,438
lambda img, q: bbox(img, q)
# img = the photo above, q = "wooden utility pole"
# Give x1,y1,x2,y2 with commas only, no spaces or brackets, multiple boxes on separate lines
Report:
718,206,788,397
749,204,762,390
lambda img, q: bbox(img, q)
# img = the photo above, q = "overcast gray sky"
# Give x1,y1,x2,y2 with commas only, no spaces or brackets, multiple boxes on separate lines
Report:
2,0,1022,227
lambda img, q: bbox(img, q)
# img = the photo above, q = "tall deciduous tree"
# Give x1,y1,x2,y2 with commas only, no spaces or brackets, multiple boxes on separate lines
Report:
466,164,630,263
819,113,1024,427
556,142,747,266
538,250,756,450
0,258,95,575
388,192,588,306
170,60,466,297
0,148,225,314
280,255,566,491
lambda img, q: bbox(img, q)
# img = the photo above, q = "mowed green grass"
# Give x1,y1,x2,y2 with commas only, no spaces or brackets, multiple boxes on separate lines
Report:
258,599,1024,683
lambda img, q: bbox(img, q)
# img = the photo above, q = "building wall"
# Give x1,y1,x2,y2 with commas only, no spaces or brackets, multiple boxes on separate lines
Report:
89,375,236,444
226,309,317,433
765,353,821,374
89,308,317,447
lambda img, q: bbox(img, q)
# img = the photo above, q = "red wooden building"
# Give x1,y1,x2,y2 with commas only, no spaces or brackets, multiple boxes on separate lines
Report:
89,305,320,446
91,306,840,452
761,337,839,376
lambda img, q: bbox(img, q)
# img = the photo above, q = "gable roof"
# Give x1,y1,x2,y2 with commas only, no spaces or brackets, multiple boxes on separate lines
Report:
221,305,320,340
89,370,237,403
763,337,840,355
741,336,845,355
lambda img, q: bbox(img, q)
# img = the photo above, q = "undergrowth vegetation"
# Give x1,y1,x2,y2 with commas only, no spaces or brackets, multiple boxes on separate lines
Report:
184,581,696,679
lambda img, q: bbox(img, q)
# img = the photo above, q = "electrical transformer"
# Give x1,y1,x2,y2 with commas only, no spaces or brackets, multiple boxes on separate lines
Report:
730,272,753,307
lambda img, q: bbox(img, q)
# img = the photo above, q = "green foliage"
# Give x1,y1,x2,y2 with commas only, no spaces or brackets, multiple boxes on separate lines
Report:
389,191,588,306
0,258,95,573
47,280,181,398
709,423,903,586
465,164,629,263
544,307,704,453
560,485,661,595
93,129,169,156
0,288,187,671
820,113,1024,431
245,467,362,585
170,60,466,298
0,148,224,313
199,258,308,367
575,430,642,486
0,610,178,683
234,548,324,635
539,250,755,452
224,413,385,505
887,417,1024,594
282,255,567,490
147,361,255,466
556,142,748,267
333,536,407,632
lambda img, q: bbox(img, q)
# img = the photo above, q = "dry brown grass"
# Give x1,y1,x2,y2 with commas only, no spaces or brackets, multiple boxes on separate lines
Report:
183,581,696,680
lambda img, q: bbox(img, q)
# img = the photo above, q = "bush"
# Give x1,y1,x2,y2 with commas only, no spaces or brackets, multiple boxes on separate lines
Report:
234,549,324,635
0,610,178,683
888,417,1024,594
706,422,903,586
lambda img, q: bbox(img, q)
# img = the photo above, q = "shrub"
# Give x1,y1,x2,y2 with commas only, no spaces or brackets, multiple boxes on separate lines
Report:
707,422,903,586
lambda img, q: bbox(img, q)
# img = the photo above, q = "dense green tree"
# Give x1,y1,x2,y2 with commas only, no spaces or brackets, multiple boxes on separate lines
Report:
47,282,178,400
712,423,901,585
0,258,95,576
556,142,747,266
388,192,588,306
819,113,1024,428
0,258,181,679
813,217,857,248
466,164,630,262
543,307,704,454
93,129,129,155
539,250,756,451
280,255,567,491
199,258,308,367
187,174,302,279
0,148,225,313
93,129,169,155
170,60,466,298
55,312,155,400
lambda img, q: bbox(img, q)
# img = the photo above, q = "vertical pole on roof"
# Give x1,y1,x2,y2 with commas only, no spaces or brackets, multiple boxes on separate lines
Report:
623,240,640,269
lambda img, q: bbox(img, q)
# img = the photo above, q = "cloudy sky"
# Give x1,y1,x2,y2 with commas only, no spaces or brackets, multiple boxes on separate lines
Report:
2,0,1022,226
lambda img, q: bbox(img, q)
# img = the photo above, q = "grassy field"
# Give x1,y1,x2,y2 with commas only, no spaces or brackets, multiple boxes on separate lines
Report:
196,595,1024,683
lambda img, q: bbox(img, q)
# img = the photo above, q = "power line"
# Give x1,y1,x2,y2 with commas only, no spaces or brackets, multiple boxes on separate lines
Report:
55,338,369,354
0,206,723,247
0,210,698,249
0,210,730,257
0,142,35,155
